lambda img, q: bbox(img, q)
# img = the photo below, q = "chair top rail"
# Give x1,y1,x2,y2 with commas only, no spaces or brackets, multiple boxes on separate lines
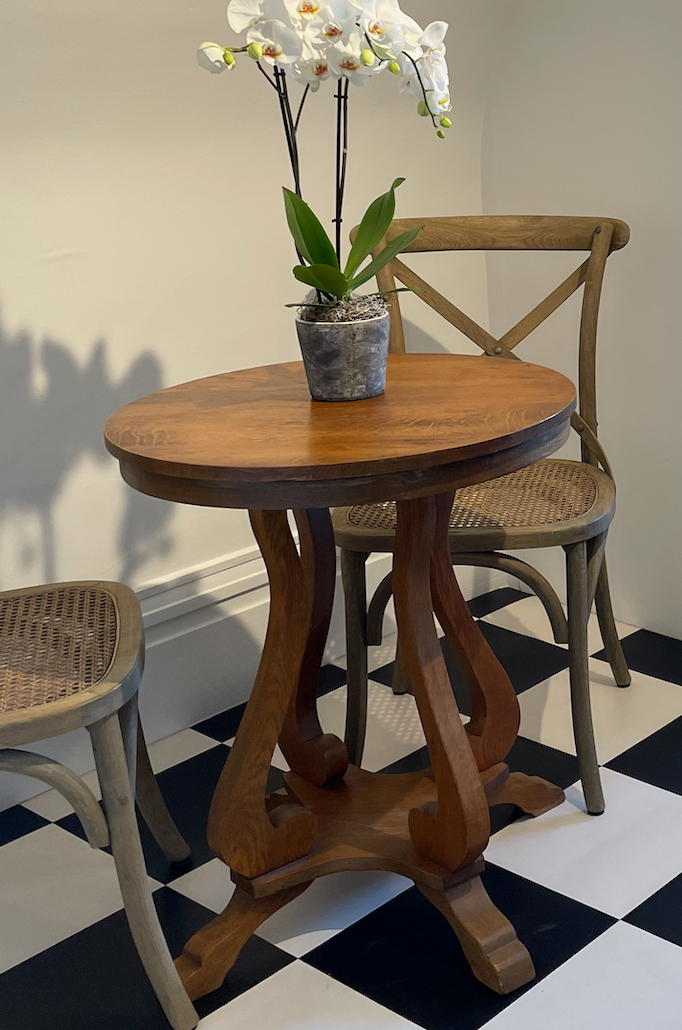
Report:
383,215,629,253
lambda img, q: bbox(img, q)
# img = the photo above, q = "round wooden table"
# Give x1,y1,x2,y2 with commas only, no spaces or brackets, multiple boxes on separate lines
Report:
105,353,575,1002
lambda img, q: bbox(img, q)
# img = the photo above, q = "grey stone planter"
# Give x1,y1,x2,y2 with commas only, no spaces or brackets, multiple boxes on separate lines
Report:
296,311,390,402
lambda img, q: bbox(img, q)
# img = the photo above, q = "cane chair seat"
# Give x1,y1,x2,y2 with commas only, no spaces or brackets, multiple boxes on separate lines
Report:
0,585,119,715
0,580,143,749
332,458,615,554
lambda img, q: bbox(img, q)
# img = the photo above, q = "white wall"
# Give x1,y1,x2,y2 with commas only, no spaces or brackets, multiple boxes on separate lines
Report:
481,0,682,636
0,0,494,593
0,0,506,808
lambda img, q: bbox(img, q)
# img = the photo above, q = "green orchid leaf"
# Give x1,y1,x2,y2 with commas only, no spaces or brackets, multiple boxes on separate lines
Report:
283,189,339,270
348,225,423,292
343,177,405,280
293,263,349,299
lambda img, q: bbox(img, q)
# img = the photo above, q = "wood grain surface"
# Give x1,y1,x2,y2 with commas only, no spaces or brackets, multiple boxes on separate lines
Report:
104,355,575,509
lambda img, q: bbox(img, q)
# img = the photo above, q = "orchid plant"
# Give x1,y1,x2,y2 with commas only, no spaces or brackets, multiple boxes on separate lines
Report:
197,0,451,306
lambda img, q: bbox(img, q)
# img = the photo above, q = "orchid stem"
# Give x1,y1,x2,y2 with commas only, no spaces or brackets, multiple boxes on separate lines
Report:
333,77,350,265
294,84,310,131
401,50,439,129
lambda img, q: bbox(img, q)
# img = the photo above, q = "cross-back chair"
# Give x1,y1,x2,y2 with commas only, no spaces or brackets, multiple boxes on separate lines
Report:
334,215,631,817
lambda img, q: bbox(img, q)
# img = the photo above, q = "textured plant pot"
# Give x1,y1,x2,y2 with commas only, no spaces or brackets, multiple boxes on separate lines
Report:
296,311,390,401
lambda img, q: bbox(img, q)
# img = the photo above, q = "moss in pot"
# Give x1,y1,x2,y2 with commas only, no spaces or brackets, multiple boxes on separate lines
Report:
284,179,423,401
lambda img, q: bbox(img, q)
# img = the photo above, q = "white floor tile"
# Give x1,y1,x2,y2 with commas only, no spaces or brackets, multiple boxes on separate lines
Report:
147,727,219,773
320,682,426,772
170,858,411,957
482,595,637,656
170,858,235,913
198,960,421,1029
0,823,161,972
518,660,682,763
256,870,411,956
22,727,218,822
485,768,682,918
231,682,428,774
482,921,682,1030
23,768,101,822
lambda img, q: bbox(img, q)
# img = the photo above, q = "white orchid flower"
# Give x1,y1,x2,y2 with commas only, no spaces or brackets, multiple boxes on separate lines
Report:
246,18,303,64
360,0,421,60
291,43,331,90
284,0,357,47
228,0,292,33
328,30,376,85
197,41,235,73
228,0,264,33
420,20,448,53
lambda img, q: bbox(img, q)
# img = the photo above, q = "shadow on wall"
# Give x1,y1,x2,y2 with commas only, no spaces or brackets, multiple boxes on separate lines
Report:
0,302,173,586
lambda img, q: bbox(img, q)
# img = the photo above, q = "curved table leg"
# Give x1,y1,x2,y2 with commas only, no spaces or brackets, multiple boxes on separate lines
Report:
177,508,346,997
394,492,538,994
431,493,564,817
176,882,311,1001
278,509,349,787
419,877,534,993
394,493,490,872
206,510,321,880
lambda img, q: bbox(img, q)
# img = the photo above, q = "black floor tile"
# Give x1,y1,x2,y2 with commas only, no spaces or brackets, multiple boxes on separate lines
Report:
467,587,531,619
0,804,48,846
505,734,580,791
380,737,578,836
317,662,348,696
305,865,613,1030
625,871,682,949
593,628,682,685
606,714,682,794
372,624,569,716
194,702,247,742
57,745,285,883
0,887,292,1030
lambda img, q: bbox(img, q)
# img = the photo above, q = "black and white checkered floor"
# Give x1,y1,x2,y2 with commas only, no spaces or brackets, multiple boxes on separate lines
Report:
3,586,682,1029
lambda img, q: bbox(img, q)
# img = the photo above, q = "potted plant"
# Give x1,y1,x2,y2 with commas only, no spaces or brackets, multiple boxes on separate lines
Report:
197,0,451,400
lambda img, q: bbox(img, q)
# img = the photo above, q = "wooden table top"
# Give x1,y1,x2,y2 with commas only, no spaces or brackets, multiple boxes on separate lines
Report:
104,354,576,509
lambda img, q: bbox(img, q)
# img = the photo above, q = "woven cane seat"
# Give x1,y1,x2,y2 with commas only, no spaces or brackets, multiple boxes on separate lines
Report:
0,586,118,715
333,458,615,552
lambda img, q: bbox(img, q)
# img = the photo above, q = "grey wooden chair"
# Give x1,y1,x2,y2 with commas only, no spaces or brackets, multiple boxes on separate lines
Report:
0,580,198,1030
333,215,631,817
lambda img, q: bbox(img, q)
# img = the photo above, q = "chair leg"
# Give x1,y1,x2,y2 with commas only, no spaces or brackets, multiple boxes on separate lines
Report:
135,719,192,864
391,643,411,695
89,710,199,1030
565,542,605,816
594,559,631,687
342,548,369,767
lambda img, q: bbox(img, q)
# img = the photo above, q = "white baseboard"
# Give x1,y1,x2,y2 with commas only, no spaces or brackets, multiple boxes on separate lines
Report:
0,546,512,812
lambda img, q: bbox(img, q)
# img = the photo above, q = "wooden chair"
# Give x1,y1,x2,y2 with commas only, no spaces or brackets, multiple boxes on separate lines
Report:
0,580,198,1030
333,215,631,817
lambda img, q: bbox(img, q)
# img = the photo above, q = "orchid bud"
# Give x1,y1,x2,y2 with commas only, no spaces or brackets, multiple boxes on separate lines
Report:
439,116,451,128
197,42,232,74
360,49,375,67
223,49,236,67
388,61,400,74
247,42,263,60
417,100,429,117
437,130,446,138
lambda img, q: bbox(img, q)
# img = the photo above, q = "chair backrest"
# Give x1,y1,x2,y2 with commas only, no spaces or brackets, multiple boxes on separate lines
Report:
360,215,629,467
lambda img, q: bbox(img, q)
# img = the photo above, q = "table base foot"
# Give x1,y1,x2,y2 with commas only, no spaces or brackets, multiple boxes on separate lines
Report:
419,875,535,994
483,763,565,817
175,882,311,1001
